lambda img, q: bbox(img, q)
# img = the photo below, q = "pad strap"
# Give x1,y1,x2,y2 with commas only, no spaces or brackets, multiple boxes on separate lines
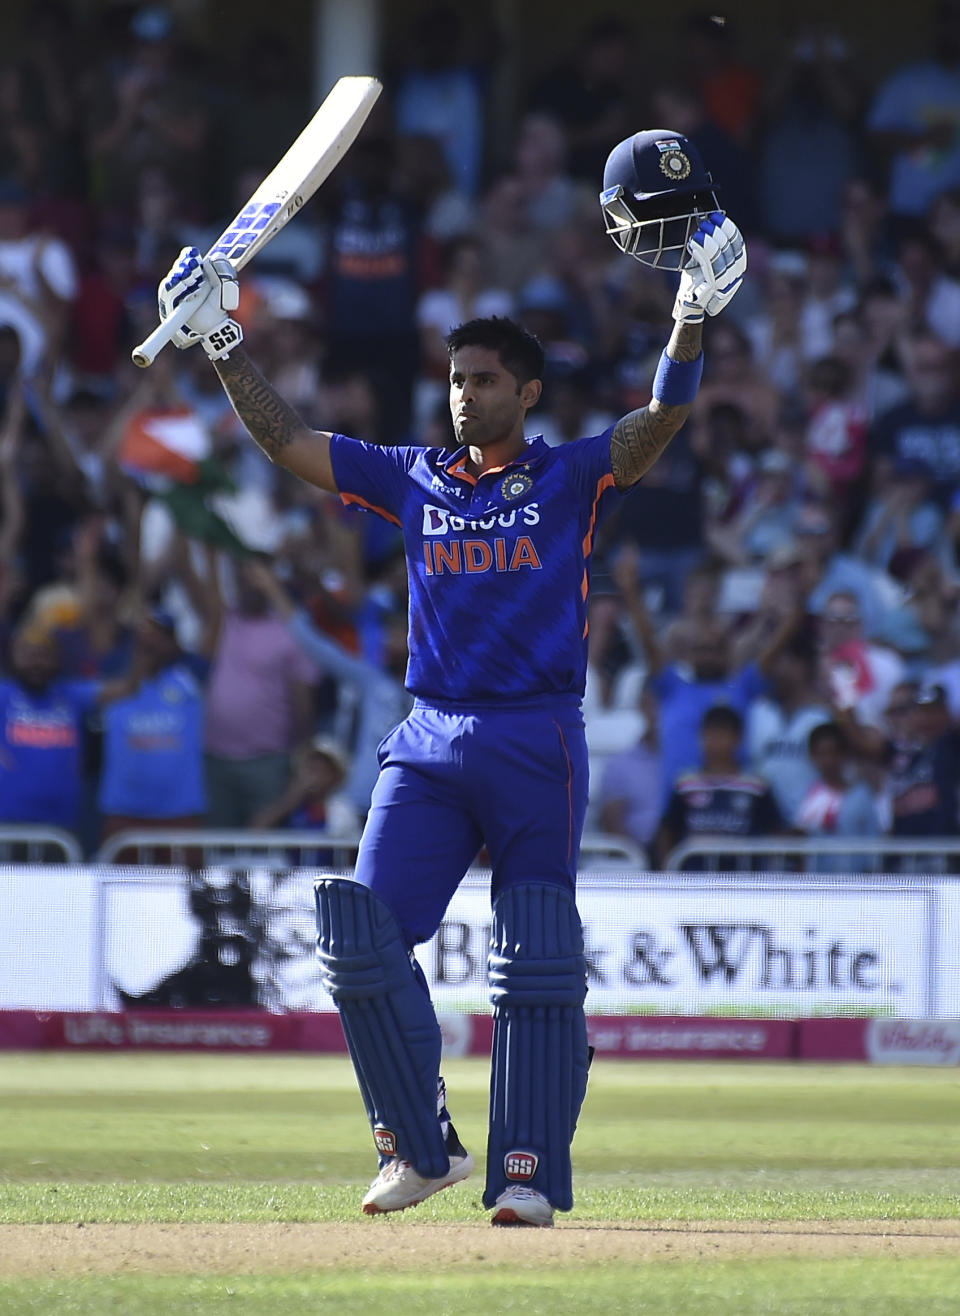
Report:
314,878,448,1178
483,882,590,1212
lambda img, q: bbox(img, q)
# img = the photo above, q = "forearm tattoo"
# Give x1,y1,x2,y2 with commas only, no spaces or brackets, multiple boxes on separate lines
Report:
214,349,307,461
610,321,703,491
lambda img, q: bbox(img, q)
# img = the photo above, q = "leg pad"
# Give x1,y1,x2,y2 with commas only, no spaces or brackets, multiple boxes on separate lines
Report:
314,878,448,1178
483,882,590,1212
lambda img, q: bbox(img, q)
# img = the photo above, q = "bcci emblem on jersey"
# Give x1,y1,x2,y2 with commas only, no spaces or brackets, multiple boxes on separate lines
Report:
500,471,533,500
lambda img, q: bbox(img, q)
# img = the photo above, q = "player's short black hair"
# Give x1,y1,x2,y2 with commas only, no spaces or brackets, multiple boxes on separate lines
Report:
445,316,545,386
700,704,743,736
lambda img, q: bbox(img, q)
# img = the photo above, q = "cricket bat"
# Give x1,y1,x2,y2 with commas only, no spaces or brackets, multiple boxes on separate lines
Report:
131,74,382,368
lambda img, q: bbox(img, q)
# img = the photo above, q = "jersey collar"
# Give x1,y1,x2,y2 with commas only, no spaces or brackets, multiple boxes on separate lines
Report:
443,435,548,485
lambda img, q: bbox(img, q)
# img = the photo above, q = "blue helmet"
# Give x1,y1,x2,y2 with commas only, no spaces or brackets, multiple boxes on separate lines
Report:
599,129,719,270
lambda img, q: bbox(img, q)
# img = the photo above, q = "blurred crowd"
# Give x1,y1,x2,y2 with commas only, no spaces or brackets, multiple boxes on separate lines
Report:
2,1,960,866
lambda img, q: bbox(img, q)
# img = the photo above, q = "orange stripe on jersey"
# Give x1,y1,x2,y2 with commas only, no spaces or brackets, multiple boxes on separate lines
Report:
582,472,616,560
339,492,402,526
445,456,477,485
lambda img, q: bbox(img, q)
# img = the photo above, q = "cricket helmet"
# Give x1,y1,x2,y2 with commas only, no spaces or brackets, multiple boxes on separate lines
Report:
599,129,720,270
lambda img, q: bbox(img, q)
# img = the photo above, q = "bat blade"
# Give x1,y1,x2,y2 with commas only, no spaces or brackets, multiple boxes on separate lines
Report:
131,74,382,368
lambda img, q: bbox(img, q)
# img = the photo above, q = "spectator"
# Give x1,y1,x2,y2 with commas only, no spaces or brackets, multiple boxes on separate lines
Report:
415,235,513,430
870,333,960,506
682,10,761,144
802,355,868,522
243,560,412,816
793,720,881,869
596,681,663,855
507,113,579,233
528,16,633,181
798,234,859,362
929,186,960,280
394,133,475,244
692,321,781,452
867,0,960,225
817,589,906,732
98,548,223,839
655,704,784,868
204,557,319,829
707,447,806,565
0,624,97,833
323,134,424,442
831,305,910,424
746,633,832,820
532,365,616,450
581,570,647,825
250,734,359,837
801,501,901,640
616,550,803,803
882,683,960,840
650,80,758,237
394,5,488,197
893,230,960,347
0,177,78,376
759,28,862,243
854,456,944,571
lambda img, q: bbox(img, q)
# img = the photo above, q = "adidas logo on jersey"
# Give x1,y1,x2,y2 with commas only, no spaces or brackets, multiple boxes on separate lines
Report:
422,503,540,535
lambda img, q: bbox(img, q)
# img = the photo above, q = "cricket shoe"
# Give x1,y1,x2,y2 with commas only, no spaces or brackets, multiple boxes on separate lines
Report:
361,1122,474,1215
490,1186,555,1228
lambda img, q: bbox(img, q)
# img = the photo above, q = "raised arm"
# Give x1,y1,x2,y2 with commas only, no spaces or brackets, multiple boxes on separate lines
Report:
601,172,747,490
212,348,338,493
610,320,702,491
153,248,339,493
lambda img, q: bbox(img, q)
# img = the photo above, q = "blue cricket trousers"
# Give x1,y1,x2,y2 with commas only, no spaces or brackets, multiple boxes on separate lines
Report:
352,697,589,945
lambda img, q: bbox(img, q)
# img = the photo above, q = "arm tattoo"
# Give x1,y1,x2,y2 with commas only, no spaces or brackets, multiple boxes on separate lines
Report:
214,348,308,462
610,321,703,491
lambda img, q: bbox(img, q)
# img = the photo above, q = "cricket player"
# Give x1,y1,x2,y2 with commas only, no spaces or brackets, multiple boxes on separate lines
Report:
157,130,746,1227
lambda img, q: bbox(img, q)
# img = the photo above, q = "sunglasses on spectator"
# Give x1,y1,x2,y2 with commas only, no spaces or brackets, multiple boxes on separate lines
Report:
823,611,860,623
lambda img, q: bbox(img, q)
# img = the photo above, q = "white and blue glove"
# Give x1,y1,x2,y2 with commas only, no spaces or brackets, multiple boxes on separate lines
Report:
672,213,747,325
157,246,243,361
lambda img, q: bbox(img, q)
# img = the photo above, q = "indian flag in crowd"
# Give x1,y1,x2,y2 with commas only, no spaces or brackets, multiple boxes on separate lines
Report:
118,406,211,487
118,406,251,555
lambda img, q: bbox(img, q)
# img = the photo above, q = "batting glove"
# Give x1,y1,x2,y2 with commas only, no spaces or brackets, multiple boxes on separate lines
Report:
158,246,244,361
672,213,747,324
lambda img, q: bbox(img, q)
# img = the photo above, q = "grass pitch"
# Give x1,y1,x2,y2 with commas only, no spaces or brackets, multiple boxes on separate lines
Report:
1,1052,959,1313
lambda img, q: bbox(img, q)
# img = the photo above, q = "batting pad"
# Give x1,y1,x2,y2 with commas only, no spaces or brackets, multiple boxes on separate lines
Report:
483,882,590,1212
314,878,449,1179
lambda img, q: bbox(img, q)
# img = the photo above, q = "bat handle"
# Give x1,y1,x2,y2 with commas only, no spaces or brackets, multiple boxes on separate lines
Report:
130,301,194,368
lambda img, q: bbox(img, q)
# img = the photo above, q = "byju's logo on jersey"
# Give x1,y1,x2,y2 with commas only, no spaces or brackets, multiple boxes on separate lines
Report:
421,503,541,535
500,471,533,500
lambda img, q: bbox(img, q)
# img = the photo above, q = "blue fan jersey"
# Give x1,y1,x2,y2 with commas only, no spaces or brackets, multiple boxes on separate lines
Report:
330,431,624,704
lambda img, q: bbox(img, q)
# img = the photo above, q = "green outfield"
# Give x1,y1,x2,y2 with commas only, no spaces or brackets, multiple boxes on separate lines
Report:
1,1052,959,1313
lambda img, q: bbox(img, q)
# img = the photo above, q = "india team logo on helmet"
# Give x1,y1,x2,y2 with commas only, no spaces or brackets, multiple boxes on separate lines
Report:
599,129,719,271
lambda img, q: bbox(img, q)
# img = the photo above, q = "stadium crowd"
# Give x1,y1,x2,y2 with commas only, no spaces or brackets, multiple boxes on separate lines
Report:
2,2,960,866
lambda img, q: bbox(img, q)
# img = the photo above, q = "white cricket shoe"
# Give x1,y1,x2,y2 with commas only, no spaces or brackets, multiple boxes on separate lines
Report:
490,1186,555,1228
362,1140,475,1215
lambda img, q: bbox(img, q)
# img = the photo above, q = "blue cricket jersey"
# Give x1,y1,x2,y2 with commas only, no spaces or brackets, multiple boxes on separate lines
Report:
330,431,624,704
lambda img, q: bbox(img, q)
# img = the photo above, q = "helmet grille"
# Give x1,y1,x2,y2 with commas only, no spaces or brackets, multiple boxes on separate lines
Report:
600,186,719,271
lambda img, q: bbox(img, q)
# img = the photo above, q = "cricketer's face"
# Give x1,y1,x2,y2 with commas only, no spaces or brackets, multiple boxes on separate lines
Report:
449,346,534,448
